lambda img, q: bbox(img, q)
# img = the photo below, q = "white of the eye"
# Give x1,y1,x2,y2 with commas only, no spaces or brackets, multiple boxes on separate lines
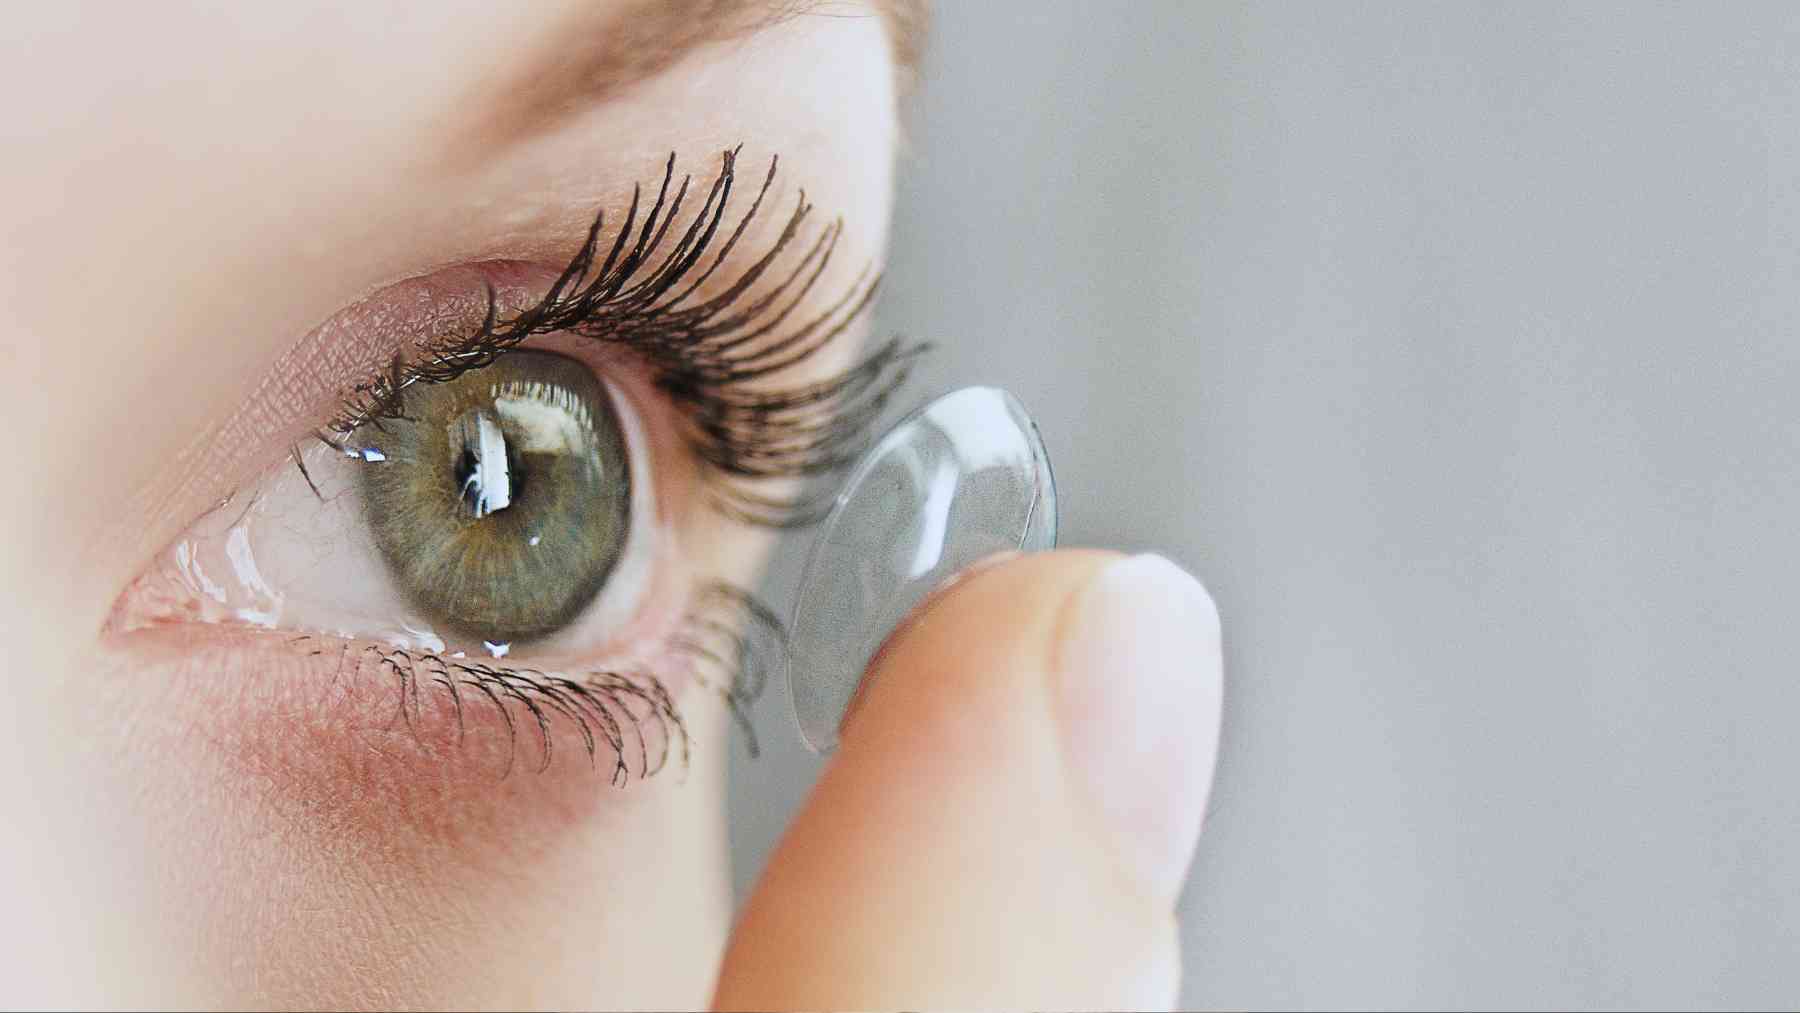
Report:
174,540,227,605
224,520,283,628
459,410,512,517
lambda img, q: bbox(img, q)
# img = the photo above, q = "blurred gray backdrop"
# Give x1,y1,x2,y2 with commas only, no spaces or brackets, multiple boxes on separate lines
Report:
730,3,1800,1008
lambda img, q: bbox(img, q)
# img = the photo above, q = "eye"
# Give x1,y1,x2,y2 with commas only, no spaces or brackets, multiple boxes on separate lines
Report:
358,350,633,648
125,345,665,661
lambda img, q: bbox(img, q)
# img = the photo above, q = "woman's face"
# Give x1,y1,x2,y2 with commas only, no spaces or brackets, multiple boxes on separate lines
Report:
2,1,913,1005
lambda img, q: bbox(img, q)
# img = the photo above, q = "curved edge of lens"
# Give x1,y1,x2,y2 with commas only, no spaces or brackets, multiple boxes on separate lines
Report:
786,385,1058,754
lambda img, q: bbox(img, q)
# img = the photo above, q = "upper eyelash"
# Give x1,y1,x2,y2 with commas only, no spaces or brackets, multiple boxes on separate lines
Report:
325,146,928,527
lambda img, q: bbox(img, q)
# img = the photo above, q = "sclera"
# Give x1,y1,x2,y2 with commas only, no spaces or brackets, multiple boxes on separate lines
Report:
787,386,1058,753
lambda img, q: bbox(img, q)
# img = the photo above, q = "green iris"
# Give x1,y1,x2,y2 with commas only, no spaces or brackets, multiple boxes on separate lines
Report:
356,351,631,646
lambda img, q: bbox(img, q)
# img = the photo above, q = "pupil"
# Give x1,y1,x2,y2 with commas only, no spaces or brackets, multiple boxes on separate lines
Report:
507,445,528,501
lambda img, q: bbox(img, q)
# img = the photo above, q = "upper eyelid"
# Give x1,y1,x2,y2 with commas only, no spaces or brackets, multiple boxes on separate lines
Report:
135,145,915,595
325,147,819,437
323,147,926,529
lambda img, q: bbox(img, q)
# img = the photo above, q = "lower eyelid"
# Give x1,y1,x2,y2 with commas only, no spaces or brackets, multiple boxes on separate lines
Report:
103,568,780,806
101,624,703,845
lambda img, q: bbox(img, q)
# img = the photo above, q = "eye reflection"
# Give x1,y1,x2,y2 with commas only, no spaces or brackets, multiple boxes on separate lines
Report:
357,350,631,646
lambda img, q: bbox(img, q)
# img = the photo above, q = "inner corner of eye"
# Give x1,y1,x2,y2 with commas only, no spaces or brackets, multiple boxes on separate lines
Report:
127,349,660,660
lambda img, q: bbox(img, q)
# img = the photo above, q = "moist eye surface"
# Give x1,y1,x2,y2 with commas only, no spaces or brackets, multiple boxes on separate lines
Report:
356,350,630,646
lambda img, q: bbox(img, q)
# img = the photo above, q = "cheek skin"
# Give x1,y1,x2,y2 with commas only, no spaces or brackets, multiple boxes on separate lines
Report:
120,631,694,840
83,629,734,1006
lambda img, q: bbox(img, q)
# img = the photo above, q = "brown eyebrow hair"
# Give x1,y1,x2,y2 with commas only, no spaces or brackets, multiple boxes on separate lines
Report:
463,0,928,153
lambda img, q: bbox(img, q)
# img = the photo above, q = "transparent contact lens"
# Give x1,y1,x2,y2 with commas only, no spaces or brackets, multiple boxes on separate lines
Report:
788,386,1058,753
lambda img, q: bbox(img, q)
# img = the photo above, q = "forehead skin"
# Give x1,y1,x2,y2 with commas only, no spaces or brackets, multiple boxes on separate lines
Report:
0,0,903,1006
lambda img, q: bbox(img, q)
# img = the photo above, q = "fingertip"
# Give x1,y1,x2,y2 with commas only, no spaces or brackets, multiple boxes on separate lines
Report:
1054,553,1224,904
834,549,1123,747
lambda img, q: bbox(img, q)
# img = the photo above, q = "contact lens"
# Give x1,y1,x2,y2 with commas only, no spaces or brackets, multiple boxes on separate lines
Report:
787,386,1058,753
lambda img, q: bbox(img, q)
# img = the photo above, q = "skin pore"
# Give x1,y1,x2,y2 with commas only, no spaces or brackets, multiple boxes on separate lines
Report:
3,1,901,1005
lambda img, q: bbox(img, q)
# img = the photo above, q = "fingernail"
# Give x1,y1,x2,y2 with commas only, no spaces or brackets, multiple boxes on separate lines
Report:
1055,553,1223,903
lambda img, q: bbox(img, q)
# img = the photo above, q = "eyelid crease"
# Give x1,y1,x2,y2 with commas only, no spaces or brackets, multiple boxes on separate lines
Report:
319,146,927,529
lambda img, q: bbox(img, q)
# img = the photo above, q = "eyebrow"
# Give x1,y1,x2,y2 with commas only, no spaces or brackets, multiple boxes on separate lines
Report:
466,0,927,152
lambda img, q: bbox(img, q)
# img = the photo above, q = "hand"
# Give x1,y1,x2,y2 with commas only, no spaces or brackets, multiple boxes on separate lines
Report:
713,550,1225,1009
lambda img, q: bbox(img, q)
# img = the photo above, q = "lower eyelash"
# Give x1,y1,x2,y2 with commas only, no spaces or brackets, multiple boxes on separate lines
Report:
295,579,782,785
673,582,788,759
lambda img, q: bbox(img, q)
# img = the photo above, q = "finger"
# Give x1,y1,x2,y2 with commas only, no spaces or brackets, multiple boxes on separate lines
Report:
713,551,1223,1010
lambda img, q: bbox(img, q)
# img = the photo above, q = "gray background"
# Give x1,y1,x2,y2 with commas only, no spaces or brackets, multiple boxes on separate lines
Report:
730,3,1800,1008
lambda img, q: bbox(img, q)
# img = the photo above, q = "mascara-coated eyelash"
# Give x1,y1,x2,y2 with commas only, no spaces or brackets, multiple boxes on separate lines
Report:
325,146,927,527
